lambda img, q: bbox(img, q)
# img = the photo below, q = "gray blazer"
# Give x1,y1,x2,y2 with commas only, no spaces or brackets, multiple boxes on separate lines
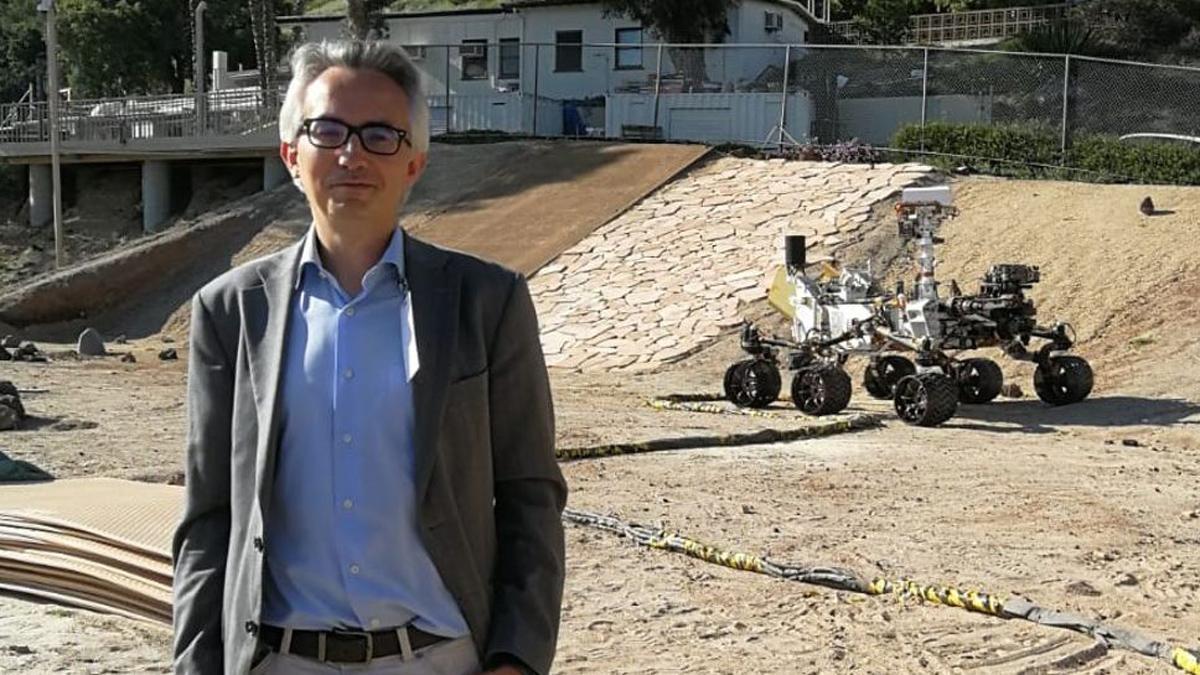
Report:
171,232,567,675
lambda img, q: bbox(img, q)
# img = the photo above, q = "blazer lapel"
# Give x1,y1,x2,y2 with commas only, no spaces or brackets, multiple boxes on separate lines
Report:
407,233,461,507
241,240,303,509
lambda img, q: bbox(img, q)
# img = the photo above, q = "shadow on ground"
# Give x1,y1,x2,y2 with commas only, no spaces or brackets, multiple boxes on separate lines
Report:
944,395,1200,434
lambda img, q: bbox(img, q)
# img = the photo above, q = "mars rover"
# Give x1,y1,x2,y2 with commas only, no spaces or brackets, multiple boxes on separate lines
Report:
723,185,1093,426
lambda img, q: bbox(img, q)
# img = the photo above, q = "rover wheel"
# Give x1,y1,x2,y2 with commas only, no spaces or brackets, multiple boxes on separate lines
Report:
893,373,959,427
863,355,917,399
791,365,852,416
723,359,782,408
1033,356,1093,405
956,358,1004,404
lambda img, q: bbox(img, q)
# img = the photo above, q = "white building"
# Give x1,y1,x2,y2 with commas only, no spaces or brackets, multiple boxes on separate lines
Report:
278,0,824,143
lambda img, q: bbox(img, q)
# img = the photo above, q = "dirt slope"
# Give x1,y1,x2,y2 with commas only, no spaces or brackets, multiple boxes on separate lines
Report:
404,141,709,276
3,140,705,342
933,178,1200,402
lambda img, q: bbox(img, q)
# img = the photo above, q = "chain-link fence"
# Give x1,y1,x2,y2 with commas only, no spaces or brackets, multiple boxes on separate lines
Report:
400,42,1199,178
3,42,1198,180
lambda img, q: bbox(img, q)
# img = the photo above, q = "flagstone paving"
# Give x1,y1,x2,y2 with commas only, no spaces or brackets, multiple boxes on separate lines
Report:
529,157,936,372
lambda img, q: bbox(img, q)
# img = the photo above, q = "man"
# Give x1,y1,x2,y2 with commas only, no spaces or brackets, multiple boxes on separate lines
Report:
171,40,567,675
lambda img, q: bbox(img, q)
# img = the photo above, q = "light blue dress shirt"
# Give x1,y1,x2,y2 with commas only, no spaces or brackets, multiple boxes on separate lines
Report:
261,226,469,637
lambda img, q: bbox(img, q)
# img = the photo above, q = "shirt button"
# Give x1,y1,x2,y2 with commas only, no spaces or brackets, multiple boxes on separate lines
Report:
342,433,352,444
345,306,356,317
342,499,353,510
349,564,360,575
343,368,354,379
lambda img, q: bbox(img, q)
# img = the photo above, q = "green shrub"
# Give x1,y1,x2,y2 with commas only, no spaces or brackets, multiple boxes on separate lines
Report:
891,121,1200,184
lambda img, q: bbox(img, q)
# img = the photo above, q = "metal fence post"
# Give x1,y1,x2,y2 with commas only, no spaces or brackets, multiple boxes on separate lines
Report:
920,47,929,152
444,45,452,134
43,0,64,268
1060,53,1071,163
777,45,791,151
533,43,540,136
652,43,663,137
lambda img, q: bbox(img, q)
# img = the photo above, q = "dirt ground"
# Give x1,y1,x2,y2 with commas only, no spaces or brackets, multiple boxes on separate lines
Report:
2,174,1199,673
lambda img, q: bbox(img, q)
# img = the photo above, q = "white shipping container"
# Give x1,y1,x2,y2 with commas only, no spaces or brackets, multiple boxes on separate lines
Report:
605,92,814,145
426,93,563,136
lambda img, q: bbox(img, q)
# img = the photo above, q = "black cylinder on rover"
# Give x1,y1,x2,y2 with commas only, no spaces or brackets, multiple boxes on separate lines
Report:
785,235,806,271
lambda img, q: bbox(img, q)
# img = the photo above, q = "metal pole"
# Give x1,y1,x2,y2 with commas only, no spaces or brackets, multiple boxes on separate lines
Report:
777,45,791,151
920,47,929,152
40,0,64,269
532,43,540,136
194,1,207,135
444,45,451,134
1060,53,1071,162
651,43,663,137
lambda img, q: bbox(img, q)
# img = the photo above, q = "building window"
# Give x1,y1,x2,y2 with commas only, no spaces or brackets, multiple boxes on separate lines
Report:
460,39,488,80
615,27,642,70
499,38,520,79
555,30,583,72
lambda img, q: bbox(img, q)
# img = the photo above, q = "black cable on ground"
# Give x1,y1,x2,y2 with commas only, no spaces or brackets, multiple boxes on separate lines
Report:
562,508,1200,674
555,413,879,461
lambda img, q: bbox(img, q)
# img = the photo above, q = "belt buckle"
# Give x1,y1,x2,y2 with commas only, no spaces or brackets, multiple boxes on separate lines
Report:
329,629,373,663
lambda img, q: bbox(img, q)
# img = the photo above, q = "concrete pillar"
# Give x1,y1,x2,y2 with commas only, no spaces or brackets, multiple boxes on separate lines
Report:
141,160,171,232
28,164,52,228
211,50,230,91
263,155,289,191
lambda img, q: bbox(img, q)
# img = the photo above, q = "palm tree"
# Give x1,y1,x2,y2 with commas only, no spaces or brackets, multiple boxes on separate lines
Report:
248,0,278,108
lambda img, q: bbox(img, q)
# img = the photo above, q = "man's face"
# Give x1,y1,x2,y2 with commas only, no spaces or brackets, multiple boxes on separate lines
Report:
280,66,427,232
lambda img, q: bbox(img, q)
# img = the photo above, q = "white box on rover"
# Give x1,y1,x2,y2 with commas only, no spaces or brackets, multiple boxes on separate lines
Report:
900,185,953,206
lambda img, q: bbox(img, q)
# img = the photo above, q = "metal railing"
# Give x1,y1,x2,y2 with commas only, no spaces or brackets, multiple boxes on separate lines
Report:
826,3,1073,45
0,85,284,145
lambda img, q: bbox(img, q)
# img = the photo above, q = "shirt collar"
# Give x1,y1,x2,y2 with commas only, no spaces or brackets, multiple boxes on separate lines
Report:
295,225,407,291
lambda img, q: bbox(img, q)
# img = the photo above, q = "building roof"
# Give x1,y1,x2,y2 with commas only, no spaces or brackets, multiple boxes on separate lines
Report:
504,0,819,23
278,6,507,23
280,0,819,24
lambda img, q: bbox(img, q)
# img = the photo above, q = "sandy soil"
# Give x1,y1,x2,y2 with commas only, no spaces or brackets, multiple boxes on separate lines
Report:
2,174,1199,673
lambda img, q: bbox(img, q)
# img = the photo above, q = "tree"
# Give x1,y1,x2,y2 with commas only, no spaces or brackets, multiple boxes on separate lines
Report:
345,0,389,40
856,0,920,43
56,0,186,97
1001,19,1110,56
0,0,44,101
249,0,280,105
600,0,737,90
1078,0,1195,55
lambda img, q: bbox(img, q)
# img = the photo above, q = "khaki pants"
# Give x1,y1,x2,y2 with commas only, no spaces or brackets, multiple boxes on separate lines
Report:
249,635,480,674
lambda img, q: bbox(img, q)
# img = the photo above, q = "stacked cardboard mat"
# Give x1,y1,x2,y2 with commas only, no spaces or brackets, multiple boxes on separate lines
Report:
0,478,181,625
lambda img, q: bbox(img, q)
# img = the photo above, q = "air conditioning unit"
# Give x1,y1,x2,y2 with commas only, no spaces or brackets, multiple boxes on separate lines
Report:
764,11,784,32
404,45,427,60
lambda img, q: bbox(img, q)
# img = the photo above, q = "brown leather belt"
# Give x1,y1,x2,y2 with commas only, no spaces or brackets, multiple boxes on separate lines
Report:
260,623,446,663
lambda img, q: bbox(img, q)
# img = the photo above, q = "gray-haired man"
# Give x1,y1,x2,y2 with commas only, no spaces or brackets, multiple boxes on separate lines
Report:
171,40,566,675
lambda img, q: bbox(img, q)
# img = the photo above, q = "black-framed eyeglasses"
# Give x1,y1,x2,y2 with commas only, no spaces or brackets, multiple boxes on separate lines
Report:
300,117,412,156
